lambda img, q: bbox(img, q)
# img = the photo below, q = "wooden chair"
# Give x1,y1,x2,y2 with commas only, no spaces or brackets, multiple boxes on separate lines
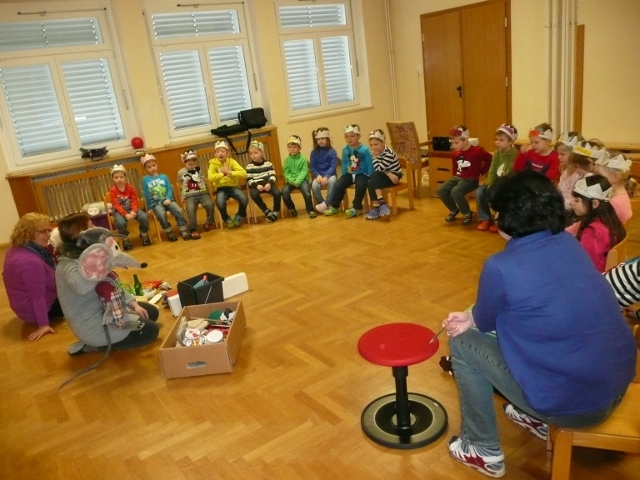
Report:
386,121,430,198
103,192,162,244
605,237,628,272
547,382,640,480
380,156,416,215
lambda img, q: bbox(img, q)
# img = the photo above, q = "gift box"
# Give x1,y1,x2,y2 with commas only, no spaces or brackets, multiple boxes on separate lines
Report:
159,301,246,379
177,272,224,307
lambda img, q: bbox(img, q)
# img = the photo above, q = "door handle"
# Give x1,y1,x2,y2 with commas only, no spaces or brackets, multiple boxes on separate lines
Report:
456,85,463,98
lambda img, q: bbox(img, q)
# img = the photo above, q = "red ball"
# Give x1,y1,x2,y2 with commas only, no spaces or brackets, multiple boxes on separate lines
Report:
131,137,144,149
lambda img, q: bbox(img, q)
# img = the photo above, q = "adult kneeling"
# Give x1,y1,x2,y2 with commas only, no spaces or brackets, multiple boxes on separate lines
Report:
55,214,159,355
3,213,62,340
443,170,636,478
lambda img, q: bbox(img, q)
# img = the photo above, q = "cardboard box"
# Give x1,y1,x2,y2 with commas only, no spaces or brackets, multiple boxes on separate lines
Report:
177,272,224,306
159,301,246,379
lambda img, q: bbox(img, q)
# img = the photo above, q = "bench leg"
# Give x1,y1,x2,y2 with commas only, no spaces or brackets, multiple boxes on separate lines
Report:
551,430,574,480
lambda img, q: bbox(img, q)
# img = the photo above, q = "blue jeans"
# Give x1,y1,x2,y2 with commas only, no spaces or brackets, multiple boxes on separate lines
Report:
216,187,248,222
152,202,187,231
436,177,478,215
185,192,214,231
113,210,149,236
449,328,626,449
282,180,313,213
311,175,336,204
476,184,491,221
328,173,368,210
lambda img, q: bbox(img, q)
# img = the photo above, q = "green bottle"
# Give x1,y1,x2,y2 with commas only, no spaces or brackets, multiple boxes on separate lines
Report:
133,274,143,296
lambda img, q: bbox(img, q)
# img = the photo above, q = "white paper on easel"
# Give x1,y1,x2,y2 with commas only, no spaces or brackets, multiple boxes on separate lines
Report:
222,273,249,299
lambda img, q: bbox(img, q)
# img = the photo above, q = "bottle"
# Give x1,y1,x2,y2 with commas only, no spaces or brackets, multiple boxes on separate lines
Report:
133,274,143,296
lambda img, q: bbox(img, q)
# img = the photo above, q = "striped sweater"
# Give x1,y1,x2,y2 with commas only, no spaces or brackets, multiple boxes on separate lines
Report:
373,146,402,176
246,161,277,187
605,259,640,307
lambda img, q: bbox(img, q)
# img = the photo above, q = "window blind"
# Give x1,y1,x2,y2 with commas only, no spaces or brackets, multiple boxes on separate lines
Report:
283,39,321,111
0,64,69,157
321,36,353,105
159,50,211,130
152,11,240,40
0,18,103,52
62,58,125,145
278,4,346,28
208,46,252,122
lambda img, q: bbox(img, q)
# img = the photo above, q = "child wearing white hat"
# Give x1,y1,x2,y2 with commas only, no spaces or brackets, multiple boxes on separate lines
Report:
177,150,215,238
309,127,338,207
513,123,560,182
595,150,634,224
282,135,316,218
109,164,151,249
207,140,249,228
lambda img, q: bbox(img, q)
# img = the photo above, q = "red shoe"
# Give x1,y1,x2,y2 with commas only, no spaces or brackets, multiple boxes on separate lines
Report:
489,223,499,233
477,220,491,231
203,223,213,232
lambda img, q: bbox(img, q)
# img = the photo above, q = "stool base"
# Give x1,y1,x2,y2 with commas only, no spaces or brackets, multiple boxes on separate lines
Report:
361,393,448,449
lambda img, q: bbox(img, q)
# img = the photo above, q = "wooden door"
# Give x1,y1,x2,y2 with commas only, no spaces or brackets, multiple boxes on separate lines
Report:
421,11,463,139
421,0,510,148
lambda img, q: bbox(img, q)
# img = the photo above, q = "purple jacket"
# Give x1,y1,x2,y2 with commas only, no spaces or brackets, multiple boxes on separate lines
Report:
2,247,57,326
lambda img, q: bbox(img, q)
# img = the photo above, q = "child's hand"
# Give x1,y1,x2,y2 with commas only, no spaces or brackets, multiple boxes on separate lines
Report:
125,213,134,220
257,184,264,192
222,164,230,176
519,144,531,154
442,311,475,338
132,303,150,319
320,176,328,187
162,199,171,206
386,172,399,184
131,211,137,218
623,307,640,323
264,183,271,192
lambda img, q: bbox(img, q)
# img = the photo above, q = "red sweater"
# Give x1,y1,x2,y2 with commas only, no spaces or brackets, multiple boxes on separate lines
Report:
514,150,560,182
451,145,492,180
110,184,140,216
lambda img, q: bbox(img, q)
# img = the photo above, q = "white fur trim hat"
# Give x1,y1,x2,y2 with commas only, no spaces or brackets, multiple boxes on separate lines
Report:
344,125,360,135
314,129,330,139
110,164,127,176
368,130,386,142
214,140,229,151
181,150,198,162
140,153,156,166
287,135,302,146
573,175,613,201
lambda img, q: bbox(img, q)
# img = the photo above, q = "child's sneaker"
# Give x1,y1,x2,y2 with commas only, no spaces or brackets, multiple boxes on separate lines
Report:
445,210,460,222
203,223,214,232
315,202,328,213
378,202,391,217
265,210,275,223
345,208,358,219
477,220,491,231
122,239,133,251
226,218,237,229
365,208,380,220
309,211,317,219
489,223,499,233
190,231,201,240
503,404,547,440
233,214,243,227
462,212,474,226
324,206,340,216
181,230,191,241
448,436,505,478
167,232,178,242
140,234,151,246
289,209,298,218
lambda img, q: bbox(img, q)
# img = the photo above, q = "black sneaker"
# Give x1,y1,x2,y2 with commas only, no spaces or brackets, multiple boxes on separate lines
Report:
289,209,298,218
123,240,133,251
140,235,151,246
180,231,191,241
167,232,178,242
445,210,460,222
462,212,474,226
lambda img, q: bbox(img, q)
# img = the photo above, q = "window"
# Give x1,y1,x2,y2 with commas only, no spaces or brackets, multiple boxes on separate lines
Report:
147,7,256,138
0,11,135,167
277,1,357,115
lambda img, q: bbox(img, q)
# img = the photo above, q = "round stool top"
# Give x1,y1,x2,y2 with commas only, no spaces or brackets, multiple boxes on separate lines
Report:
358,323,439,367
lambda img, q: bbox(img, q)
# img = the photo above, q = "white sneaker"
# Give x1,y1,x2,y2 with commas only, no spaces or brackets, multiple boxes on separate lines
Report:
315,202,328,213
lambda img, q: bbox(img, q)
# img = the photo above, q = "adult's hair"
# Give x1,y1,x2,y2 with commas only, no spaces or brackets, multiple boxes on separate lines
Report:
489,170,565,238
10,213,50,248
572,174,626,247
58,212,91,244
312,127,332,149
532,122,553,134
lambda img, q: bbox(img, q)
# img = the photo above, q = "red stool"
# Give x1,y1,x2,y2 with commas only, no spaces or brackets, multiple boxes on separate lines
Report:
358,322,447,449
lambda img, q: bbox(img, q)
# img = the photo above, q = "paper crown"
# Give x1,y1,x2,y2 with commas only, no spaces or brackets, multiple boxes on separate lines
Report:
110,164,126,176
249,140,264,151
181,150,197,162
558,133,579,149
450,127,470,139
214,140,228,151
314,129,330,139
595,151,632,172
287,135,301,146
574,142,604,160
140,153,156,166
573,176,613,201
368,130,386,142
528,127,553,140
344,125,360,135
496,124,517,141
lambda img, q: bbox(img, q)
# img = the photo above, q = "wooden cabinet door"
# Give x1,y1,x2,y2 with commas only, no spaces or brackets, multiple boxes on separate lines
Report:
421,0,510,148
